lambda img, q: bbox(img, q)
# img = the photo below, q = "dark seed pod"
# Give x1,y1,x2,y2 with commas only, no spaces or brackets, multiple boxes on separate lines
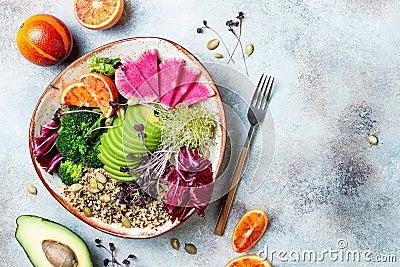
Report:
184,243,197,254
196,28,203,33
171,238,180,250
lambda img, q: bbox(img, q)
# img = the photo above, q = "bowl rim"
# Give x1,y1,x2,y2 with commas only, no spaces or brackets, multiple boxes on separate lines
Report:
28,36,227,239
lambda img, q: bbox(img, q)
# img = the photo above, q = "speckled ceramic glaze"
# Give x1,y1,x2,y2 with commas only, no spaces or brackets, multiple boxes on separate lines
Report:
28,37,226,239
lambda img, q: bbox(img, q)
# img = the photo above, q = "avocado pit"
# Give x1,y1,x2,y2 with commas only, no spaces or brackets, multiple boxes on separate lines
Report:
42,240,78,267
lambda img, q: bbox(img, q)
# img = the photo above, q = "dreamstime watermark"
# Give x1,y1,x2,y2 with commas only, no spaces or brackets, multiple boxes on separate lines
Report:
257,239,397,263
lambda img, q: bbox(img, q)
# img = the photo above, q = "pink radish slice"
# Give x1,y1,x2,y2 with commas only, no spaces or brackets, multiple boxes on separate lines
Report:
115,50,159,100
169,66,201,108
179,82,216,106
158,58,185,100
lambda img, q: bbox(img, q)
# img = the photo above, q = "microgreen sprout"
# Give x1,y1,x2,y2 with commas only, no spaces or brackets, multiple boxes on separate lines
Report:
95,239,136,267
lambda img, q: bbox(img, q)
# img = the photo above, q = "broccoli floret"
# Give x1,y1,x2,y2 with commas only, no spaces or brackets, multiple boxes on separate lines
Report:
56,107,103,163
56,131,87,162
60,108,100,136
58,161,83,186
81,146,103,168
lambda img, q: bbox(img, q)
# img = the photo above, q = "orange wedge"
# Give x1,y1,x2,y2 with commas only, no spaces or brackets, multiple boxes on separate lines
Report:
79,72,118,118
225,254,271,267
232,208,269,253
74,0,124,30
60,81,98,107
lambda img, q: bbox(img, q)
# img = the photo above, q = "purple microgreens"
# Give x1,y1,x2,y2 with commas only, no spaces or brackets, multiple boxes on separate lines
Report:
109,101,128,109
226,11,248,76
196,21,235,63
116,181,147,207
133,123,144,132
52,108,62,121
95,239,136,267
113,61,123,69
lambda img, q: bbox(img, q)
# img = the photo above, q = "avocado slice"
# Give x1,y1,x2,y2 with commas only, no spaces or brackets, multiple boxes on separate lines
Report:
15,215,92,267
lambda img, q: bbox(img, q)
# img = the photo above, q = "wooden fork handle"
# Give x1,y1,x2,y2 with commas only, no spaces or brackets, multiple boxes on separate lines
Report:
214,147,249,236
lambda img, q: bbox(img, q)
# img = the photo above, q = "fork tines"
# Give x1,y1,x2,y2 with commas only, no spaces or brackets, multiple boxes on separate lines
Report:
251,74,274,110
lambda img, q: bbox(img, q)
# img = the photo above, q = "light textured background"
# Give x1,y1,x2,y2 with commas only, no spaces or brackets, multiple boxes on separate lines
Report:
1,0,400,266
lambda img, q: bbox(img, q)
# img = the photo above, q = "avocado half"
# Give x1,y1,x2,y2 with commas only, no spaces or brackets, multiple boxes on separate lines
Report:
15,215,93,267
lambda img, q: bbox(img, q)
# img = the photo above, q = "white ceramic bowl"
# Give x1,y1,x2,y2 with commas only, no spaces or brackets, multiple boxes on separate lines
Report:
29,37,226,238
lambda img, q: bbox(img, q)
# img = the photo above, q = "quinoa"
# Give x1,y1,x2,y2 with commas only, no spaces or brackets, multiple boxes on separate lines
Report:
62,167,171,229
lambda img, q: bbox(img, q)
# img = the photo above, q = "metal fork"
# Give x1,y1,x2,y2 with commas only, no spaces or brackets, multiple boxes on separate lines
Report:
214,74,274,236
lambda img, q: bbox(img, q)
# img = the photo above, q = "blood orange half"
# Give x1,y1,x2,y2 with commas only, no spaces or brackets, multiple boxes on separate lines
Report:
232,208,269,253
74,0,124,30
60,81,97,107
225,254,271,267
79,72,118,117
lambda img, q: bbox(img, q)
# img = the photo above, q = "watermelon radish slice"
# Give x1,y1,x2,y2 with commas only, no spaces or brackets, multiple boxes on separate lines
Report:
158,58,185,98
115,49,158,100
162,66,201,108
177,82,216,106
115,49,216,108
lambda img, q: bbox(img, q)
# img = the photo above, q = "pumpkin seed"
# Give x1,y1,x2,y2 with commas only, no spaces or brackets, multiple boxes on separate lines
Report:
69,183,83,193
207,39,220,50
116,106,125,120
368,134,378,145
214,53,224,59
121,216,131,228
97,183,104,191
170,238,180,251
184,243,197,254
83,207,92,217
88,187,100,194
95,173,107,184
27,184,37,195
245,44,254,56
89,178,97,188
99,194,111,203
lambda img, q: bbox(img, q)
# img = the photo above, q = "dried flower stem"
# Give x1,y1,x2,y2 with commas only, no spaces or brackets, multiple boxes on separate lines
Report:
229,29,248,76
227,16,243,64
199,26,235,63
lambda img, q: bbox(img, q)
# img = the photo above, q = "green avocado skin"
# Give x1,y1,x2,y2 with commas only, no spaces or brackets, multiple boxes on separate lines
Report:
15,215,93,267
98,105,162,181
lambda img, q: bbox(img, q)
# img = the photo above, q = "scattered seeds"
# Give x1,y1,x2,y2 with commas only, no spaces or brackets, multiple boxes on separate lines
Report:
84,207,93,217
207,39,220,50
184,243,197,255
245,44,254,56
27,184,37,195
368,134,378,145
121,216,131,228
171,238,180,251
214,53,224,59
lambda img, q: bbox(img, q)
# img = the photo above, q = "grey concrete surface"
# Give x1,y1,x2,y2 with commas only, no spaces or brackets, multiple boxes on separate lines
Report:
1,0,400,266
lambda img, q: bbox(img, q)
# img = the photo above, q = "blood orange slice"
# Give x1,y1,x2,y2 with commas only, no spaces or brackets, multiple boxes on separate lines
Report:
60,82,97,107
232,208,269,253
225,254,271,267
74,0,124,30
79,72,118,118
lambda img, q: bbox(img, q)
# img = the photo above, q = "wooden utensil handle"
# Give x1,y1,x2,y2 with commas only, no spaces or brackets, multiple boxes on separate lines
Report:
214,147,249,236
